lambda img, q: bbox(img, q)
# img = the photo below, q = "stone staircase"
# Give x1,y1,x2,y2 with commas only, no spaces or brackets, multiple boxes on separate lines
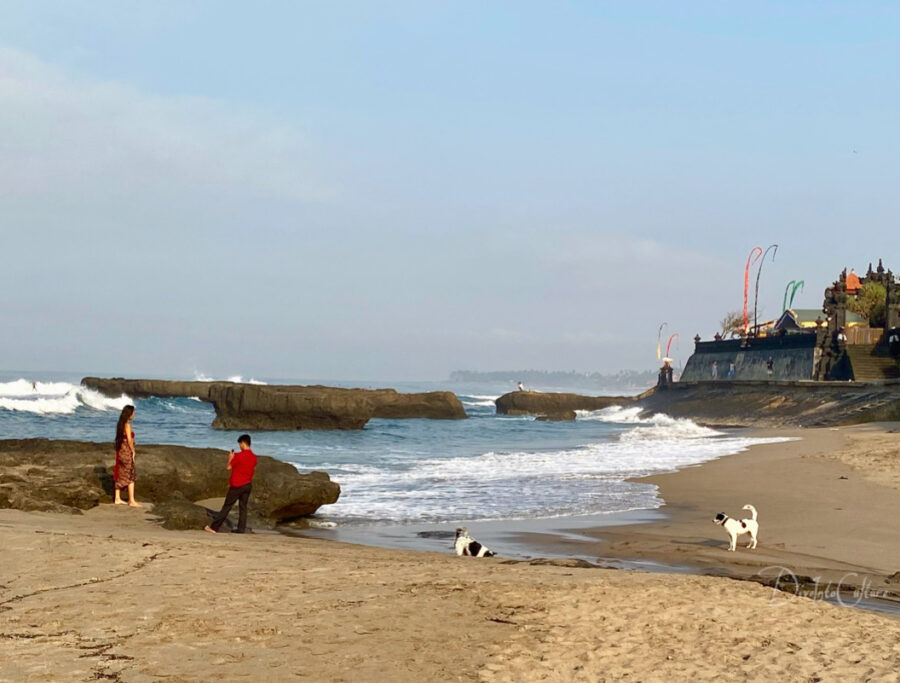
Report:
847,344,900,381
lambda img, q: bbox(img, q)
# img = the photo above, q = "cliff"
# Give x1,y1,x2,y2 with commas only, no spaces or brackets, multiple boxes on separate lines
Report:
0,439,340,529
81,378,467,430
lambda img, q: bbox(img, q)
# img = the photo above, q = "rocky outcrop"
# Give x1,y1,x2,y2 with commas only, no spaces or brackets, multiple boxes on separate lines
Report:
496,381,900,427
80,378,222,401
81,378,468,430
366,389,468,420
0,439,340,529
495,391,632,416
208,384,374,430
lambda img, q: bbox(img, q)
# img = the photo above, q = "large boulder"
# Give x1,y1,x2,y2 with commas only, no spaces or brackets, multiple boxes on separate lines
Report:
82,378,468,430
0,439,340,528
495,391,632,416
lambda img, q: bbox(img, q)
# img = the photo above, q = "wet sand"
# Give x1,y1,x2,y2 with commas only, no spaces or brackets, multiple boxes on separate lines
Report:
3,425,900,681
521,424,900,598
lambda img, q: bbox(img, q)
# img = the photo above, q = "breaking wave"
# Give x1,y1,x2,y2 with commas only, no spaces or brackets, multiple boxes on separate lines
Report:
0,379,131,415
459,394,499,408
577,406,722,440
193,372,267,385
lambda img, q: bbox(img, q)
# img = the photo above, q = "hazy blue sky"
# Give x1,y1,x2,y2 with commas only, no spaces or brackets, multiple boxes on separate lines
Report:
1,1,898,380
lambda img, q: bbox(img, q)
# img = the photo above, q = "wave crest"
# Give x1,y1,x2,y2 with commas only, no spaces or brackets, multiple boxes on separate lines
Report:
577,406,722,440
0,380,131,415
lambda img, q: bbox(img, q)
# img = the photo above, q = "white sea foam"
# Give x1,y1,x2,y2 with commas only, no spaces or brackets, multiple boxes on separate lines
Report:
576,405,646,423
309,427,793,523
0,380,131,415
577,406,721,440
460,394,499,407
193,372,267,385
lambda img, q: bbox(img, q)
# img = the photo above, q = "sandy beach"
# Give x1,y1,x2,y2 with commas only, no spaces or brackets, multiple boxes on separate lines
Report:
3,425,900,681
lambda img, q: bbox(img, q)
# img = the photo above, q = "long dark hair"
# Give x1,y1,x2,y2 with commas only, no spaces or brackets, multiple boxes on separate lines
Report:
115,405,135,452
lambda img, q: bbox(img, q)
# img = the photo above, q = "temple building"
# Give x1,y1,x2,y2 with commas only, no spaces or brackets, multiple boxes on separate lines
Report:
680,260,900,382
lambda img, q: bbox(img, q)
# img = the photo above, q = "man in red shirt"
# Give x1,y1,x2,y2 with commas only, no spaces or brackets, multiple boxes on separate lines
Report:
205,434,258,534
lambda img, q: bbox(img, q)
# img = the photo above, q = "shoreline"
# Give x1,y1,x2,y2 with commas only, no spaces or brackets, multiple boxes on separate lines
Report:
290,423,900,611
5,423,900,679
515,423,900,598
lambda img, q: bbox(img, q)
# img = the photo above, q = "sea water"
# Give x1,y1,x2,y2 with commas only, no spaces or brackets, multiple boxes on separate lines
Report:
0,370,784,532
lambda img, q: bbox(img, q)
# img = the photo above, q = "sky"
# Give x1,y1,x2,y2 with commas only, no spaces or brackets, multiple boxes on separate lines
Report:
1,1,898,381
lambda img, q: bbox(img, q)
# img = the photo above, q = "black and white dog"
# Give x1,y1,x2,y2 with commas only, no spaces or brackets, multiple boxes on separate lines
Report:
713,504,759,552
454,527,495,558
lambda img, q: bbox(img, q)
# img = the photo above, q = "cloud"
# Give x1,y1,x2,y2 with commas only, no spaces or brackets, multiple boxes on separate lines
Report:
0,46,331,208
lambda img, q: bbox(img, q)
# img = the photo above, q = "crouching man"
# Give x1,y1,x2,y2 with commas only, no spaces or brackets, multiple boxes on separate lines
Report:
205,434,257,534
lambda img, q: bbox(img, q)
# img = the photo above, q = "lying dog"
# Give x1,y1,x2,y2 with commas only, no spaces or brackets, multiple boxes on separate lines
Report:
454,527,495,557
713,504,759,552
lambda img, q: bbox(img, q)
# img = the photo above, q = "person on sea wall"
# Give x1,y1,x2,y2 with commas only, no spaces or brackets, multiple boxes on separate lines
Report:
711,361,718,379
205,434,258,534
113,405,141,507
728,362,736,379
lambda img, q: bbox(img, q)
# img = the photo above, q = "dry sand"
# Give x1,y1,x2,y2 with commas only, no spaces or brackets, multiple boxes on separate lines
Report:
3,425,900,681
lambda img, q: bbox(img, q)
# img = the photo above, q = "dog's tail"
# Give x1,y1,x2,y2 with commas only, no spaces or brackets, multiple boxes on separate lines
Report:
742,504,758,521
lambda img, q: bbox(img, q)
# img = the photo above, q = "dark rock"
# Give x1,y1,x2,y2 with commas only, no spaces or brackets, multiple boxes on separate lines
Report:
365,389,467,420
495,391,631,416
151,493,213,530
0,439,340,527
535,411,577,422
82,378,468,430
209,383,373,431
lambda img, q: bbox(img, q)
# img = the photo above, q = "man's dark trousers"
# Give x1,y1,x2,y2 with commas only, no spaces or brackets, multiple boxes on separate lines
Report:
209,483,252,532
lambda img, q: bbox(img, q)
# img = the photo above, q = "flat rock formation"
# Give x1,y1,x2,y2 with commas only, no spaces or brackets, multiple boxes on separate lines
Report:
640,381,900,427
82,378,467,430
0,439,340,529
495,391,632,416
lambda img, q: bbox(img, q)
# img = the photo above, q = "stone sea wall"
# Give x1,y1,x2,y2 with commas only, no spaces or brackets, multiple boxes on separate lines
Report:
680,336,818,382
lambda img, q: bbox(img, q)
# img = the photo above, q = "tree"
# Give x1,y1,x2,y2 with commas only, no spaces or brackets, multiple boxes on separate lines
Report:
847,282,887,327
719,310,744,337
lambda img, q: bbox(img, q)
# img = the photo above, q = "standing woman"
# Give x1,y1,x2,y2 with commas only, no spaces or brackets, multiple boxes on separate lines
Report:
114,405,141,507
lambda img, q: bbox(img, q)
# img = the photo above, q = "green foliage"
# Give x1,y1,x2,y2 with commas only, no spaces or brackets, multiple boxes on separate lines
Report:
847,282,887,327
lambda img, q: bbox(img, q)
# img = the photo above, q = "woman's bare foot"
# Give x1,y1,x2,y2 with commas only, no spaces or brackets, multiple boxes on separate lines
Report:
114,499,127,505
128,501,143,508
204,525,217,534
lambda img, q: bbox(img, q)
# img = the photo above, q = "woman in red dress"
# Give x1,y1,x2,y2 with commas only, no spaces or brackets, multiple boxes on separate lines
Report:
114,405,141,507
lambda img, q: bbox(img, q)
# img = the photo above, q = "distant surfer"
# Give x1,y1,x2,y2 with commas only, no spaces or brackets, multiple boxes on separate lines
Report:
32,381,37,392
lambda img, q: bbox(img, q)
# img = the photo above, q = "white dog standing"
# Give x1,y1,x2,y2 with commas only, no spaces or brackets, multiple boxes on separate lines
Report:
712,504,759,552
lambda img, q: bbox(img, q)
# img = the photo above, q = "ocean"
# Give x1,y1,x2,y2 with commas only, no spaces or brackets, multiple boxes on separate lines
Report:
0,371,782,556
